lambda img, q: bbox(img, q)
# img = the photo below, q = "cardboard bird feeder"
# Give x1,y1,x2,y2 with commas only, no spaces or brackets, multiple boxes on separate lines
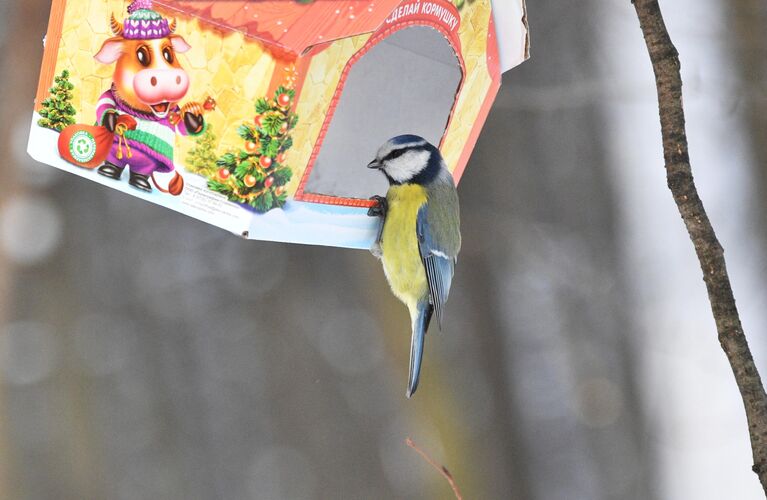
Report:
28,0,529,248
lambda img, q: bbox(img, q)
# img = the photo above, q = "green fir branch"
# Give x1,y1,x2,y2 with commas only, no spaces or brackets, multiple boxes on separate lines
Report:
237,124,256,141
272,167,292,184
254,97,271,114
262,114,283,137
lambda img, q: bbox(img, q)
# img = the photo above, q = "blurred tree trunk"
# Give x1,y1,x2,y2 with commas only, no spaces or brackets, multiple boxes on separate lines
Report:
457,1,658,498
726,0,767,488
0,1,42,498
729,1,767,244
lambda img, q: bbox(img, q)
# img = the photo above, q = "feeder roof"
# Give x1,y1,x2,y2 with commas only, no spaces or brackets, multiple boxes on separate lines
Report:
155,0,527,72
154,0,405,55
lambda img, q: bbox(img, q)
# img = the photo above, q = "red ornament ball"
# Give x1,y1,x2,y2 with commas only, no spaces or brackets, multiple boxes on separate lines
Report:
218,168,230,180
244,174,257,187
277,93,291,108
245,141,258,154
254,115,263,128
259,156,273,168
276,153,286,163
264,176,274,188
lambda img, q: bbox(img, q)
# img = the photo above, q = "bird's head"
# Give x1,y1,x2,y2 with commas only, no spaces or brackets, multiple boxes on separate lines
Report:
368,135,443,185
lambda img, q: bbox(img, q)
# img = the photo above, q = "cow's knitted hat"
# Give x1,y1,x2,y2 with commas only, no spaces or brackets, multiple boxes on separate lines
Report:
122,0,174,40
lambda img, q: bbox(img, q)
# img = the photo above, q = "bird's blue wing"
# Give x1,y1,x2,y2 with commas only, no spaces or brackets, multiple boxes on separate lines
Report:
416,203,458,328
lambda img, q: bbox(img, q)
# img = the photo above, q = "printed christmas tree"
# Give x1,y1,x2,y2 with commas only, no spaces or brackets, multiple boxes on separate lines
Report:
186,125,219,176
208,87,297,213
38,69,76,132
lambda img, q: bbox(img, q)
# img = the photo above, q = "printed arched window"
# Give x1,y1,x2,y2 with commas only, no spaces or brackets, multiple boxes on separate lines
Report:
295,24,464,207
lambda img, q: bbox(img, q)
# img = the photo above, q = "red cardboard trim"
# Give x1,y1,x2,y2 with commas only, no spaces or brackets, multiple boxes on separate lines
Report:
34,0,67,111
452,10,502,183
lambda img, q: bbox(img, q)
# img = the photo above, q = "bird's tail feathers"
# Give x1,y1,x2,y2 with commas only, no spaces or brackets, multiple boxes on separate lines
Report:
407,301,433,398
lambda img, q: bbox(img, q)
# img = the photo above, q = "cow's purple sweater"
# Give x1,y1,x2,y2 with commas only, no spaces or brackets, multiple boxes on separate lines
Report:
96,88,199,173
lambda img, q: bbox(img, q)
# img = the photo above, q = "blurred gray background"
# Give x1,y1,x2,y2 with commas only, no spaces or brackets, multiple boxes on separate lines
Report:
1,0,766,499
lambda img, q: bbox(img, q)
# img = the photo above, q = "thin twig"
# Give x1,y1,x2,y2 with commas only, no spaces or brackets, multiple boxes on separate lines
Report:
632,0,767,494
405,437,463,500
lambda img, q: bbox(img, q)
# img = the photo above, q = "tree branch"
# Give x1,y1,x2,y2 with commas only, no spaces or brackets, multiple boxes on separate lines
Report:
405,437,463,500
632,0,767,493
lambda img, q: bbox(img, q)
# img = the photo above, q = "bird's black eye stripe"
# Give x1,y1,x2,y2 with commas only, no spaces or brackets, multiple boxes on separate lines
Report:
384,149,408,161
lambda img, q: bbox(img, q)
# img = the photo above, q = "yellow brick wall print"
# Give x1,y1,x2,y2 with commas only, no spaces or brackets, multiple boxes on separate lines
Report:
29,0,528,248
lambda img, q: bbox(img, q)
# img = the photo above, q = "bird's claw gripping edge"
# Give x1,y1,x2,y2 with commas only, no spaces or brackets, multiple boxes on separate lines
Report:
368,195,387,258
367,195,387,217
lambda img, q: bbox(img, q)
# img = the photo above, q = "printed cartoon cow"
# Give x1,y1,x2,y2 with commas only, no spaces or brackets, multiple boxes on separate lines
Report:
93,0,206,194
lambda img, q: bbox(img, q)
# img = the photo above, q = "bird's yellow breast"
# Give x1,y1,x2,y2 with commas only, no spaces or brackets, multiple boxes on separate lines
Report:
381,184,429,310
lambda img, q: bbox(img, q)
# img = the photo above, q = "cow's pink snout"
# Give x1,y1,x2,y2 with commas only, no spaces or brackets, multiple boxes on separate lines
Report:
132,68,189,104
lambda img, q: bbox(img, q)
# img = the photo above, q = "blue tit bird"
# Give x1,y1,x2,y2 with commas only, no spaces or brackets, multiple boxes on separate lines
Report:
367,135,461,398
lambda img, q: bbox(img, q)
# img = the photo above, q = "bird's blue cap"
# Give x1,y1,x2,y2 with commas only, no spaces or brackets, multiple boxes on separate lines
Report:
390,134,428,145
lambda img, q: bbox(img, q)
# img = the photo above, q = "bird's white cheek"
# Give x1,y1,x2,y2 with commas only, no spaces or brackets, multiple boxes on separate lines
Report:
385,151,430,183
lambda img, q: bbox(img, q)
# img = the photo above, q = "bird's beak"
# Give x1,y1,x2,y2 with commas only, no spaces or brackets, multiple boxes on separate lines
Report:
367,160,383,169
